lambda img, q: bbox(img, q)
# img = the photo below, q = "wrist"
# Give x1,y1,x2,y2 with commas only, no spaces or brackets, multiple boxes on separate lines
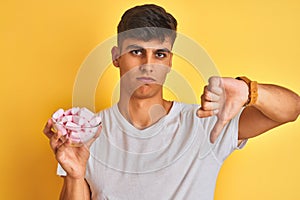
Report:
61,175,88,200
64,167,87,180
65,175,86,181
64,175,86,189
236,76,258,106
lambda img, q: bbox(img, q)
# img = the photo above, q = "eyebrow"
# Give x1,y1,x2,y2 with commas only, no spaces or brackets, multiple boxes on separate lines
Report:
125,44,143,51
125,44,171,53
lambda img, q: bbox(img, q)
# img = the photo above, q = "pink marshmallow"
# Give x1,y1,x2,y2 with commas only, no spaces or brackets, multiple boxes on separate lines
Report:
89,116,101,126
71,107,80,115
69,131,86,144
64,107,79,116
69,131,81,139
53,123,67,136
72,116,88,126
78,132,91,143
78,107,94,121
52,108,64,121
65,121,80,127
65,121,80,132
63,108,72,116
61,115,73,123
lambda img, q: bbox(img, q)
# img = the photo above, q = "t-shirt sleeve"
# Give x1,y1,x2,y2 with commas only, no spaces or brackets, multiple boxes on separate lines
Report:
201,108,247,163
57,163,67,176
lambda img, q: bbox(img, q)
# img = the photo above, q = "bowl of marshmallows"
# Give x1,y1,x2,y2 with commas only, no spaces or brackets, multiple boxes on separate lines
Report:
52,107,101,145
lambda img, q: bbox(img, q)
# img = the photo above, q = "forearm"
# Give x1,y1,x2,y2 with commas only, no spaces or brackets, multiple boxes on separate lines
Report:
60,176,90,200
254,83,300,123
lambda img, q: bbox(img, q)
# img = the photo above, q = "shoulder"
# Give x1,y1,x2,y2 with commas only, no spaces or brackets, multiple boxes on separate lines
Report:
172,101,199,113
169,101,208,125
171,101,219,130
96,104,116,116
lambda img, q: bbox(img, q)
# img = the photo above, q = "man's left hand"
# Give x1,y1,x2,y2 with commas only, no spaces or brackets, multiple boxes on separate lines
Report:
196,76,248,143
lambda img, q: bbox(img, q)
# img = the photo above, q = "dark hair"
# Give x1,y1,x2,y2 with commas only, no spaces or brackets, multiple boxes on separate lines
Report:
117,4,177,46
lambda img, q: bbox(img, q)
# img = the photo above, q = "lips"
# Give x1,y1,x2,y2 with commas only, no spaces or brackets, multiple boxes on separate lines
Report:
136,76,156,83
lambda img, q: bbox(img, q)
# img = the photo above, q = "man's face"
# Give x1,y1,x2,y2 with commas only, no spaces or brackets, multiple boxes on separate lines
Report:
112,37,173,99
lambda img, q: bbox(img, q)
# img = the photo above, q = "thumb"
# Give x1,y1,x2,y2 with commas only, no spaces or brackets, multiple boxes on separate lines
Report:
210,118,226,143
196,107,217,118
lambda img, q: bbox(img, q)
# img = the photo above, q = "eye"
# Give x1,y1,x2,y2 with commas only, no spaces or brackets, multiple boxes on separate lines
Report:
130,49,143,56
156,52,167,58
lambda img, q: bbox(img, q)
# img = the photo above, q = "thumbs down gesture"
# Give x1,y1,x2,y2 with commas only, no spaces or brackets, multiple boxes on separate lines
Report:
196,76,248,143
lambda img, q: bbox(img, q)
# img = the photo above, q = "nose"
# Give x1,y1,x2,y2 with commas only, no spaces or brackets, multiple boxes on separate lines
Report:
139,50,154,73
139,64,153,73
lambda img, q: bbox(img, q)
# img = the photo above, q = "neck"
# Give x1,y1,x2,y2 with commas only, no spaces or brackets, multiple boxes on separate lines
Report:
118,95,172,129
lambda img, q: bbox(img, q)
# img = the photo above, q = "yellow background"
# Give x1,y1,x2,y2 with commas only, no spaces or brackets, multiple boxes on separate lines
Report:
1,0,299,199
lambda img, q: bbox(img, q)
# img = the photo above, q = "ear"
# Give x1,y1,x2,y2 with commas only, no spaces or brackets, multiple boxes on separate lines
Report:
111,46,120,67
167,52,173,73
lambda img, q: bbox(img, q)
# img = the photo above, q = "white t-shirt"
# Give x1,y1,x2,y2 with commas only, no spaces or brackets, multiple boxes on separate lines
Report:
57,102,246,200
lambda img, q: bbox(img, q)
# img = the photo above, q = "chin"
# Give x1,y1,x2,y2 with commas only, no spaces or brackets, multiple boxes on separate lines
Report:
132,85,160,99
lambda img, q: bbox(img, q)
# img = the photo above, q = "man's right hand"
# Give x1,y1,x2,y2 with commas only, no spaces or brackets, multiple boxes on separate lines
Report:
43,118,102,179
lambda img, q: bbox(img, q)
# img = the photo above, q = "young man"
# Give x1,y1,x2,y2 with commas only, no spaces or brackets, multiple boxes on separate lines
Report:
44,4,300,200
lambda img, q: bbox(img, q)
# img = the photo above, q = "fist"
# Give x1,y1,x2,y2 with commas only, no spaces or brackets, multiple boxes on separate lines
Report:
197,76,248,143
